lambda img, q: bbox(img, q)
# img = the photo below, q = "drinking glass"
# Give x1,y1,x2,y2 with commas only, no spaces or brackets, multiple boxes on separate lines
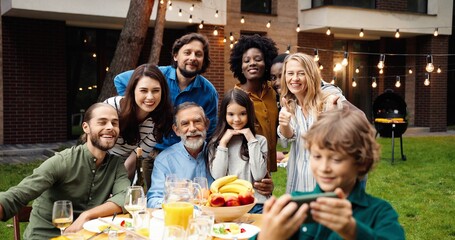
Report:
134,210,150,238
193,177,209,206
197,209,215,231
52,200,73,235
124,186,146,223
162,225,185,240
185,218,212,240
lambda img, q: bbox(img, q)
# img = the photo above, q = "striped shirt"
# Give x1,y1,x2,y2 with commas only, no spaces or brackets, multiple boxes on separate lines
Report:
104,96,157,158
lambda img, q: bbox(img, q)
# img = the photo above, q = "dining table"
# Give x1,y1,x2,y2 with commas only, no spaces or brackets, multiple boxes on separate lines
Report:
76,208,263,240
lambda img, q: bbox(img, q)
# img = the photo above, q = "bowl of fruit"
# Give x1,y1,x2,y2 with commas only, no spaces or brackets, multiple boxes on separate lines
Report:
201,175,256,222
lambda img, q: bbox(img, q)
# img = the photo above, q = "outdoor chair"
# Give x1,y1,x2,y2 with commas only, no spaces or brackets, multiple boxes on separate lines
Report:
13,206,32,240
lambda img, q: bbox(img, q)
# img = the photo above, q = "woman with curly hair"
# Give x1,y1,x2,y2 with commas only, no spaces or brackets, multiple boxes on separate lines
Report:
229,34,279,174
105,64,173,184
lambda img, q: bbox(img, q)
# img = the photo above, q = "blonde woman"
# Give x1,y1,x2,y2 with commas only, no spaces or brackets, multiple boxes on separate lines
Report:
278,52,357,193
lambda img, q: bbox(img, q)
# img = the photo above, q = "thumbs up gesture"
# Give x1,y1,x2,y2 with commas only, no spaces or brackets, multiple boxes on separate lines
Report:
279,97,293,128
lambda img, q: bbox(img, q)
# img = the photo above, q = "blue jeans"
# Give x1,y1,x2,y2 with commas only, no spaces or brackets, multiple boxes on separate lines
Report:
248,203,263,214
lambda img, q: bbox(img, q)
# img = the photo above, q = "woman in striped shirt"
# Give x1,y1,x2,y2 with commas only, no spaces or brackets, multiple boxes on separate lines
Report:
105,64,173,181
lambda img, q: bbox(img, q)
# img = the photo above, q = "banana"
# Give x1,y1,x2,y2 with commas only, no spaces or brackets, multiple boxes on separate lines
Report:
230,179,253,190
221,192,238,198
210,175,238,193
218,183,249,194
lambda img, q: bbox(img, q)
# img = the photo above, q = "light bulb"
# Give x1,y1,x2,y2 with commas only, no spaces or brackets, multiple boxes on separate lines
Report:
352,78,357,87
395,29,400,38
426,55,434,72
199,21,204,29
241,16,245,24
319,64,323,70
434,28,438,37
178,9,182,17
230,42,233,49
372,77,377,88
379,69,384,74
314,49,319,62
285,45,291,54
408,68,413,74
377,54,385,69
188,15,193,23
223,37,226,43
215,10,219,18
168,3,172,10
190,4,194,11
355,66,360,73
437,66,441,73
229,32,234,41
160,0,164,4
424,73,430,86
331,76,336,84
296,24,300,32
333,63,342,72
213,28,218,36
395,76,401,88
326,27,331,35
341,52,348,66
266,20,271,28
359,28,364,37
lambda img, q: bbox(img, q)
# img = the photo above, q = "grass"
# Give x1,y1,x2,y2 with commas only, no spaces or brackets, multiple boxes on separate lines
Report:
1,136,455,239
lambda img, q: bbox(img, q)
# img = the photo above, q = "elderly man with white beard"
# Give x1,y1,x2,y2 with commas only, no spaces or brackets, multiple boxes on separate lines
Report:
146,102,214,208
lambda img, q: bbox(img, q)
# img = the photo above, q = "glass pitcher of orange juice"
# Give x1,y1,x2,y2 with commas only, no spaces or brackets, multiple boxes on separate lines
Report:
162,180,202,229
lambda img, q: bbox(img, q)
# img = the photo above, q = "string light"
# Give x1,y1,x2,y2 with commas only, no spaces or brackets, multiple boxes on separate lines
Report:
199,20,204,29
229,32,234,41
296,24,300,32
395,29,400,38
213,27,218,36
285,45,291,54
266,20,271,28
188,15,193,23
395,76,401,88
314,49,319,62
377,54,385,69
379,69,384,74
437,66,442,73
241,16,245,24
341,52,348,66
189,4,194,11
223,36,227,43
359,28,364,37
425,55,434,72
230,41,234,49
352,77,357,87
331,76,336,84
319,63,323,70
326,27,331,35
333,63,342,72
215,10,219,18
408,67,413,74
434,28,439,36
424,73,430,86
168,2,172,10
178,8,182,17
160,0,164,4
372,77,377,88
355,66,360,73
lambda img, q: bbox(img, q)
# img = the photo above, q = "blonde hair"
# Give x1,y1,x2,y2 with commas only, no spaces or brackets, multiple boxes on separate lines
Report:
303,108,380,178
280,52,323,117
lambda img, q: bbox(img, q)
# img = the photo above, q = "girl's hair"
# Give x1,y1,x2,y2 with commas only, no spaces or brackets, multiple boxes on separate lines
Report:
207,89,256,167
120,64,173,145
303,108,380,178
280,53,324,118
229,34,278,84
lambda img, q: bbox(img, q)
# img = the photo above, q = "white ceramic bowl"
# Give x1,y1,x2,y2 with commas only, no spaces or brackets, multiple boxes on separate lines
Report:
200,199,256,222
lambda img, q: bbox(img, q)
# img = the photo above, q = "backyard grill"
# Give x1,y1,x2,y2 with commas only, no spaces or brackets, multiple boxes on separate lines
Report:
373,90,407,163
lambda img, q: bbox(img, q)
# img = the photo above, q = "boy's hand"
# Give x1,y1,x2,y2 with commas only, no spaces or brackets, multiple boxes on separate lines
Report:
310,188,357,239
258,195,308,240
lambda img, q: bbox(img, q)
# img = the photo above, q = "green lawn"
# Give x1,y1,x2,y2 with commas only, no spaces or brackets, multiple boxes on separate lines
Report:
1,136,455,239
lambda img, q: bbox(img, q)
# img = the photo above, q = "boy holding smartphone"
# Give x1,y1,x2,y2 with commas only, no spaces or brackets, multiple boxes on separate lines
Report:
256,108,405,240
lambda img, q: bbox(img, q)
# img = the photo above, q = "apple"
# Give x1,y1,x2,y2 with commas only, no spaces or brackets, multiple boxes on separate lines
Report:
238,191,255,205
224,195,241,207
209,193,225,207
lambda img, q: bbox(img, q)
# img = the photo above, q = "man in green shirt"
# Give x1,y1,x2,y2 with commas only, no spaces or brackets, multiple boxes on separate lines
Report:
0,103,131,239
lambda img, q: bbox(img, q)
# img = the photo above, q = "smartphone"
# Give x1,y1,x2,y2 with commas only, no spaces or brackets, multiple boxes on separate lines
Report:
291,192,338,223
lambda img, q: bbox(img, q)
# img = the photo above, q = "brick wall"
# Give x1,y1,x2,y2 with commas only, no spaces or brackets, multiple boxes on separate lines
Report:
376,0,407,12
297,32,334,82
2,17,67,143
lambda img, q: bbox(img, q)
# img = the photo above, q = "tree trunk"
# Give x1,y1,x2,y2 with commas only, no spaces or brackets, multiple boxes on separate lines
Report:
98,0,155,101
148,0,168,65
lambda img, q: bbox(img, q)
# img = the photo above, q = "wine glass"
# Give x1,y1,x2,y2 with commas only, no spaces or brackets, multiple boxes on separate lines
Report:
52,200,73,235
124,186,146,224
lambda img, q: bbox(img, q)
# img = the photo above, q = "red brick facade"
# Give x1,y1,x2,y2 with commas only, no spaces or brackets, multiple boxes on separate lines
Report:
2,17,67,143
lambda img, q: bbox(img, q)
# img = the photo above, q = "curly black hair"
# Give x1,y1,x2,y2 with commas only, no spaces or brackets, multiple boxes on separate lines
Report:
229,34,278,84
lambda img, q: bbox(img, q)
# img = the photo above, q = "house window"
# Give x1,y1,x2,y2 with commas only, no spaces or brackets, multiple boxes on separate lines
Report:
407,0,427,13
312,0,375,9
241,0,272,14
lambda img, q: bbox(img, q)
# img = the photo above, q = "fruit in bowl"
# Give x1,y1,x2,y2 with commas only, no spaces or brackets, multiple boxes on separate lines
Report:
202,175,257,222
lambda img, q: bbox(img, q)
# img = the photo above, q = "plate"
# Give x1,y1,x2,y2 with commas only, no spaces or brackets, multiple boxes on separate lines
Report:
211,223,260,239
82,217,132,233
